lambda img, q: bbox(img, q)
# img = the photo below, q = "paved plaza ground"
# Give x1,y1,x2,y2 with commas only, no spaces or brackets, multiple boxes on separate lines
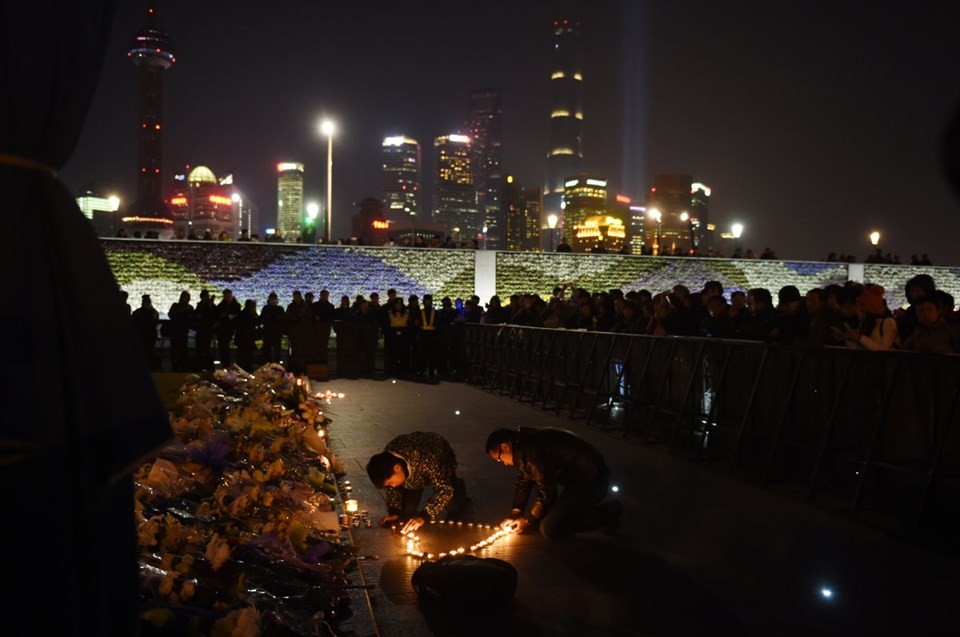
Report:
318,375,960,637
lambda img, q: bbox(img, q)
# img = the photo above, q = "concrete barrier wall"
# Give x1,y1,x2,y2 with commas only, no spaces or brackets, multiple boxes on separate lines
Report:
102,239,960,318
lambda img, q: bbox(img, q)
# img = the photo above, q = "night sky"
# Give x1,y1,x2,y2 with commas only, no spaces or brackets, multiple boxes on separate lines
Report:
62,1,960,265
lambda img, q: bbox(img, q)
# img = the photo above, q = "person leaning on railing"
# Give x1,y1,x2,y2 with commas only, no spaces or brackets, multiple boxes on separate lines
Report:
841,284,901,351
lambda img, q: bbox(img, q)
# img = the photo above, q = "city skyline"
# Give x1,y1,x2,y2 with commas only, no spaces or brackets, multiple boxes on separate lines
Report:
61,1,960,264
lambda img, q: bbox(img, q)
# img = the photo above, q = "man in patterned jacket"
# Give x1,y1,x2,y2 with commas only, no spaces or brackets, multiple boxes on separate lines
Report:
366,431,473,533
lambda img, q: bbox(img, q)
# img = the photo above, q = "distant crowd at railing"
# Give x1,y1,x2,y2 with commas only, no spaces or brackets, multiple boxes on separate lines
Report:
124,271,959,375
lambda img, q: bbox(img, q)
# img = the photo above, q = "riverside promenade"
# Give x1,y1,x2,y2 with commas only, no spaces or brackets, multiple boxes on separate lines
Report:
320,376,959,637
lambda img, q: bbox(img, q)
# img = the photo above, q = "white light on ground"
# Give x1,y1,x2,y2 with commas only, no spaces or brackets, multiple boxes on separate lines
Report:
611,485,620,493
820,587,834,600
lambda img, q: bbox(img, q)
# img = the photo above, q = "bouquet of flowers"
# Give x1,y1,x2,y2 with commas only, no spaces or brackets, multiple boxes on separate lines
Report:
136,363,353,637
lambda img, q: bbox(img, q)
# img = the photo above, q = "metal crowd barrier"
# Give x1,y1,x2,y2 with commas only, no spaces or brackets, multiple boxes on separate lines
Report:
463,323,960,543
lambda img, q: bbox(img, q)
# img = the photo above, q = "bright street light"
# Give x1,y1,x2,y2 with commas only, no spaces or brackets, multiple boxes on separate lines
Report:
107,194,120,210
319,119,336,243
731,223,744,239
869,230,880,246
547,213,558,251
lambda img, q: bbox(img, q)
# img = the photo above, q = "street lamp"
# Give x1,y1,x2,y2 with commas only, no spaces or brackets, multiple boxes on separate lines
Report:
306,201,320,244
319,119,335,243
731,222,744,255
869,230,880,247
547,214,558,251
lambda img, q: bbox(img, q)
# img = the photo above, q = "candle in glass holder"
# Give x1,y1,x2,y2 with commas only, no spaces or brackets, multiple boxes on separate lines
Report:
345,499,359,513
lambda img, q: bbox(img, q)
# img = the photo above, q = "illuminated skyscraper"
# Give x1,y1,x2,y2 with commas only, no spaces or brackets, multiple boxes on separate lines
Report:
277,162,305,242
381,136,420,223
432,134,478,242
646,174,695,255
544,12,584,241
561,175,607,251
126,2,176,223
467,88,503,249
691,182,712,252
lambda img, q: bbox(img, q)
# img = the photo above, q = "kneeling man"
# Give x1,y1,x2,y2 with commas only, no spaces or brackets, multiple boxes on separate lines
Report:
367,431,473,533
486,426,621,539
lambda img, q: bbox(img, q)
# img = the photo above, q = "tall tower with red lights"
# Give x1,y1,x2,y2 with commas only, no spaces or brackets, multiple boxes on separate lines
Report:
126,2,176,221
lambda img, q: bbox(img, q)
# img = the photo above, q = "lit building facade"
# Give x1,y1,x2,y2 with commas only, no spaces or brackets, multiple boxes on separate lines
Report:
522,187,543,252
467,88,503,249
125,3,176,227
628,204,647,255
561,175,607,251
353,197,389,246
544,14,584,245
77,192,121,237
168,165,234,239
575,215,626,253
646,174,692,255
432,134,478,242
381,136,420,223
691,182,712,253
277,162,305,242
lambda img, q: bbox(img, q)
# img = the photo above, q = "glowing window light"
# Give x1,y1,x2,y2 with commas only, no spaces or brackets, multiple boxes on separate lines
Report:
551,109,571,118
564,179,580,188
170,196,187,205
616,194,631,204
551,148,576,156
573,72,583,80
209,195,233,205
447,134,470,143
551,71,565,79
586,179,607,187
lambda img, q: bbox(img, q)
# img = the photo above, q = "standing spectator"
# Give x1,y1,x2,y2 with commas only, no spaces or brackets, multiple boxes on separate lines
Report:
555,237,572,252
774,285,809,345
413,293,441,379
735,288,778,342
700,296,734,338
842,284,900,351
804,288,841,347
285,290,312,374
120,289,131,314
260,292,285,363
483,295,510,324
214,289,242,367
131,294,160,370
167,290,193,372
234,299,261,371
903,294,959,354
896,274,937,340
384,297,410,376
192,289,217,370
311,289,336,365
334,294,352,321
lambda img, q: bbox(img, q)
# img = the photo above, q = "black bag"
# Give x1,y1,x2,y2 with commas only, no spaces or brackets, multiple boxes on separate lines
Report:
411,555,517,609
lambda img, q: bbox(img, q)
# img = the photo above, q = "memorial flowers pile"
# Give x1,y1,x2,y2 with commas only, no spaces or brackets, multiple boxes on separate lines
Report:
135,363,354,637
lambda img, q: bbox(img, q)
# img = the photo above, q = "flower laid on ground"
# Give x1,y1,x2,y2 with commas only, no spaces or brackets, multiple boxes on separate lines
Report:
135,363,352,636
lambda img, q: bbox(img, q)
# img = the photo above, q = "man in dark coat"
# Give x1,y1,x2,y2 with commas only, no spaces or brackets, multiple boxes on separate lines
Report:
192,289,218,370
260,292,285,363
311,288,336,365
486,426,621,539
131,294,160,370
366,431,473,533
215,288,242,367
166,290,193,371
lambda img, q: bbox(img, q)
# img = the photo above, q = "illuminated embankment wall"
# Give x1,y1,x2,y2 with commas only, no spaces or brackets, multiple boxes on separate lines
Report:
101,239,960,319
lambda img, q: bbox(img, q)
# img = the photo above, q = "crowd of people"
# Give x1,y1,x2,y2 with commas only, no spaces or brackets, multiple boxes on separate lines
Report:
124,272,960,374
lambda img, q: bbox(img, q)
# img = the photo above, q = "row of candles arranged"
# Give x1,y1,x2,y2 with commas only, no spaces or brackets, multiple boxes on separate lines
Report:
397,519,513,561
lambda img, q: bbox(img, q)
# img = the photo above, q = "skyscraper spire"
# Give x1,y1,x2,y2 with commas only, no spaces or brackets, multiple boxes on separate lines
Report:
544,8,584,243
126,1,176,220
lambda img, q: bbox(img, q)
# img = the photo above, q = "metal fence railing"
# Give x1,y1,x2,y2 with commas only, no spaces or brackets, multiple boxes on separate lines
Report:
462,323,960,545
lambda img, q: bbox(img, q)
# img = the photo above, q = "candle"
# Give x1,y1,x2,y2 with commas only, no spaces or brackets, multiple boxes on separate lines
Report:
344,499,359,513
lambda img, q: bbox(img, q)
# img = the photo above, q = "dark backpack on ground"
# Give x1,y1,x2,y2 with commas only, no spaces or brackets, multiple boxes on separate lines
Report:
411,555,517,609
